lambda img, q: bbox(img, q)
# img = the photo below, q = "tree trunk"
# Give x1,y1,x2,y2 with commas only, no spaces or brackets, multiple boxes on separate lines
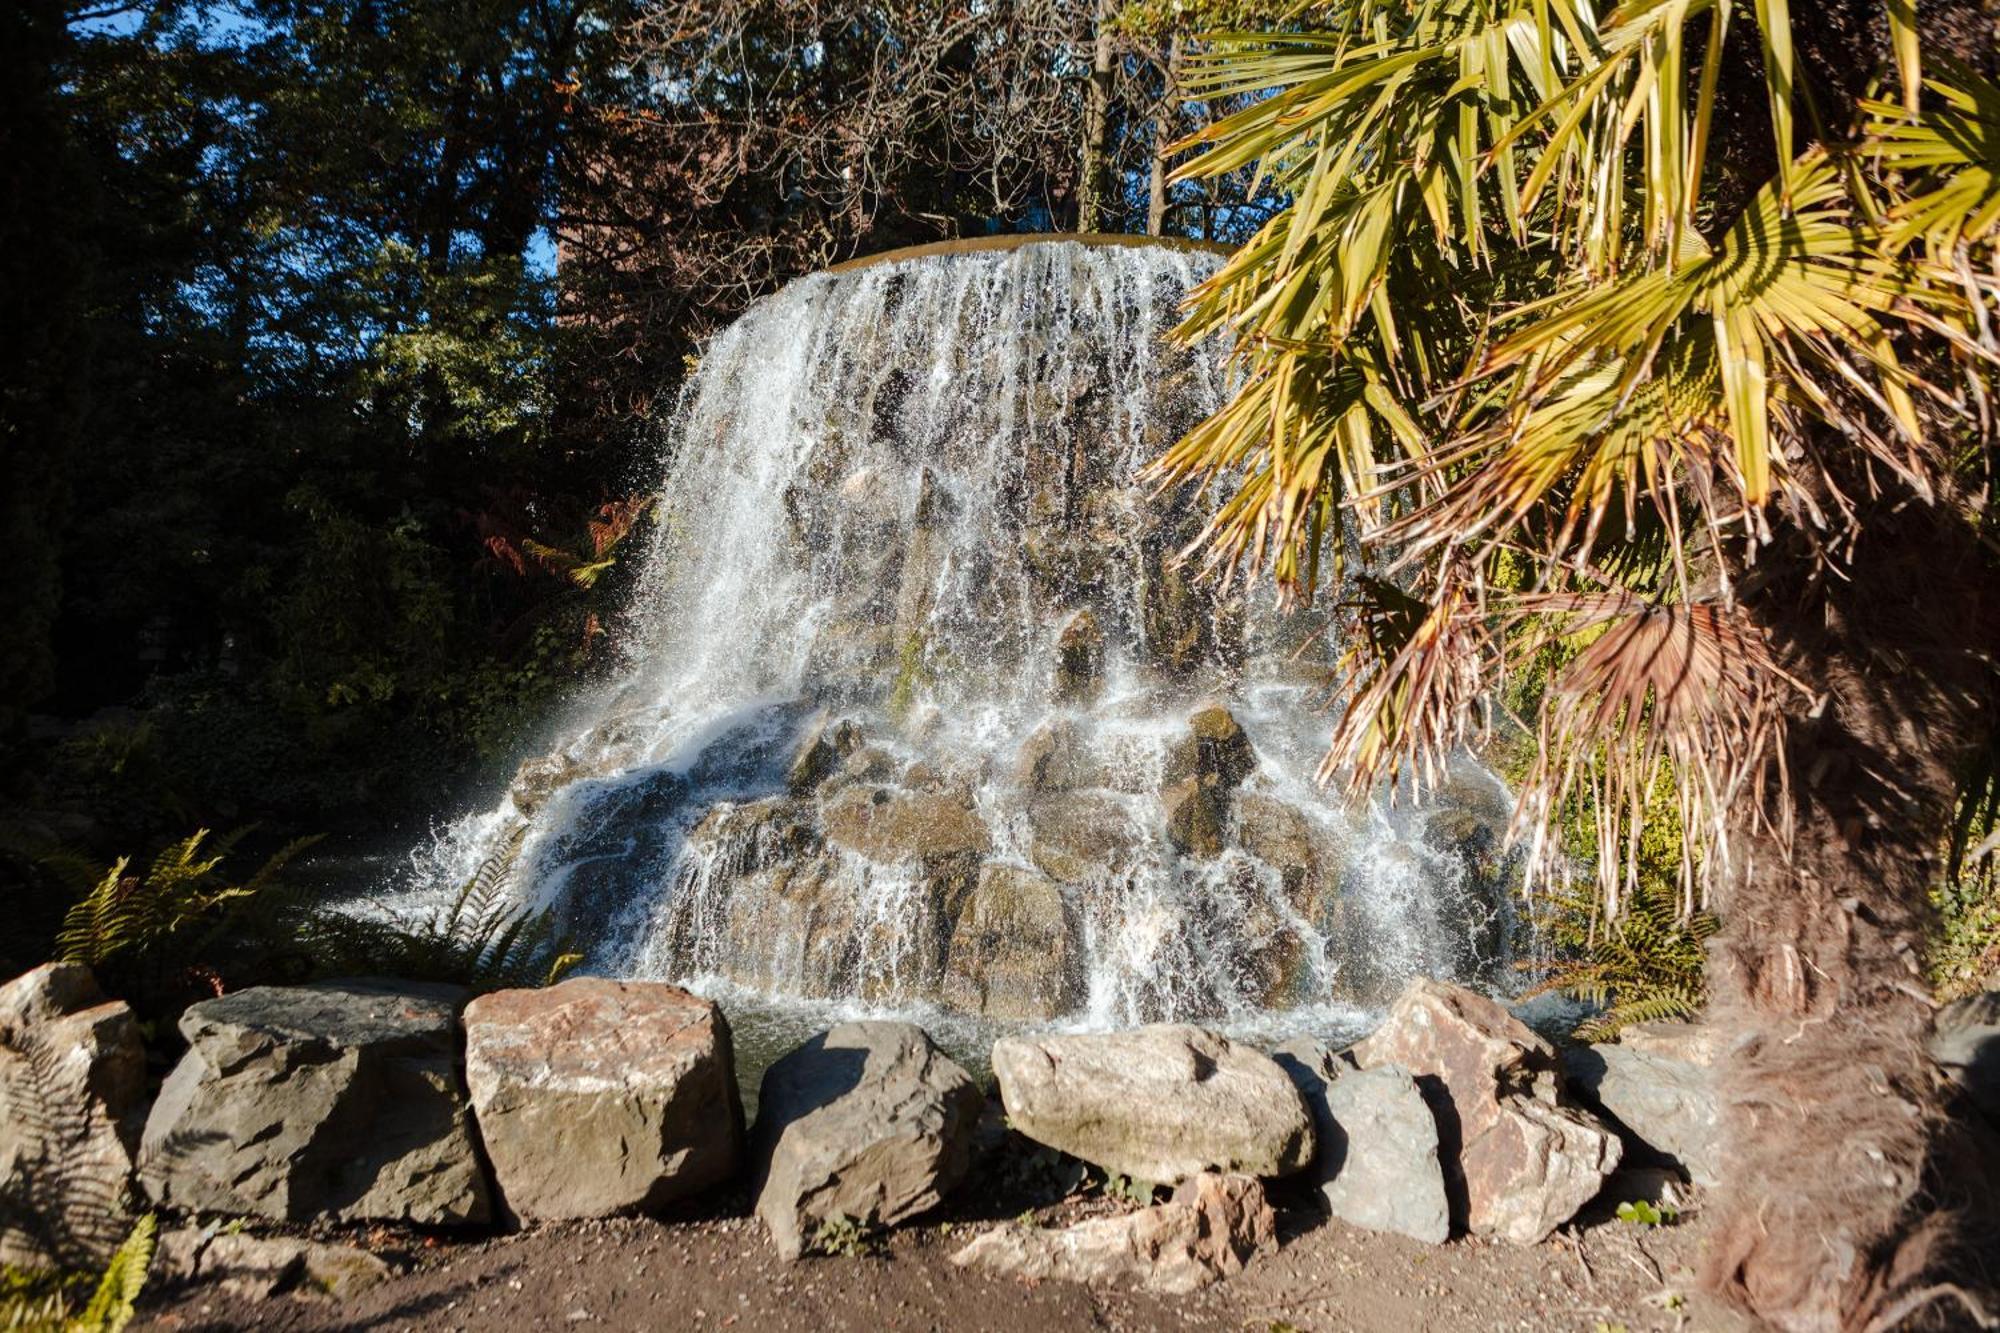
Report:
1076,0,1115,233
1146,38,1179,237
1709,490,2000,1331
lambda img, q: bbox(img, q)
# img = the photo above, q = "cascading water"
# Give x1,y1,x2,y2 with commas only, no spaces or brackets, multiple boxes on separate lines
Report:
401,237,1517,1051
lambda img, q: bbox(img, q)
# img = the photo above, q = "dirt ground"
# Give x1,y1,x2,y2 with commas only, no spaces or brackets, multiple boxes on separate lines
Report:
134,1173,1756,1333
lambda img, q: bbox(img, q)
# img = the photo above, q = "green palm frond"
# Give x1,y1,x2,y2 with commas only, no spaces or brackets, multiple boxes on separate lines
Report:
1868,65,2000,253
1152,0,1997,910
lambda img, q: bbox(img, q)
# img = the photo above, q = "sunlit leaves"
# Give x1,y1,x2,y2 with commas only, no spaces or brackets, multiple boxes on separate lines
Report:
1869,68,2000,251
1151,0,2000,911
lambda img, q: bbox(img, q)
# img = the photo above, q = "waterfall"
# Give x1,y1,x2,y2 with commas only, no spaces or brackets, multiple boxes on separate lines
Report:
400,237,1516,1042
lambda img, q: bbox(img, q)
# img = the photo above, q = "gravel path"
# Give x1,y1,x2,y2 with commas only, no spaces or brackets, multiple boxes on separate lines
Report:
135,1182,1754,1333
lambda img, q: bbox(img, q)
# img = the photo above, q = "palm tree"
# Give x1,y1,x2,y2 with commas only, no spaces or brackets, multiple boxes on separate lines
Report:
1149,3,2000,1328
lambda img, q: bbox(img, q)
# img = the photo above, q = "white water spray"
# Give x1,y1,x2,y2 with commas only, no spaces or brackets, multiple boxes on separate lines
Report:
401,238,1516,1041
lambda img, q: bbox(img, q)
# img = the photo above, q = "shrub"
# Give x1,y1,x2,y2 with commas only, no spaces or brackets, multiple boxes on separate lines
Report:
1523,876,1716,1041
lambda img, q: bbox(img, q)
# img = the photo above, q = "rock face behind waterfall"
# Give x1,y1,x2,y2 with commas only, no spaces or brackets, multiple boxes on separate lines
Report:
403,239,1518,1027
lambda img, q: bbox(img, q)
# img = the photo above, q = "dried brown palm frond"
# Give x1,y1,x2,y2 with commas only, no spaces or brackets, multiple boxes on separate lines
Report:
1319,570,1498,795
1508,591,1800,913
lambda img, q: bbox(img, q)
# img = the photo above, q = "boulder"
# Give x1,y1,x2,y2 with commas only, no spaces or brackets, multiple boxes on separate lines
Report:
0,963,146,1268
1563,1039,1723,1186
1617,1018,1722,1067
1164,705,1257,791
787,714,862,796
821,786,991,864
156,1227,390,1301
752,1022,982,1259
1163,778,1226,858
991,1026,1314,1184
139,980,490,1226
951,1171,1275,1294
1053,610,1106,704
1272,1038,1449,1243
1023,793,1139,884
1352,980,1620,1243
1232,793,1341,917
462,978,743,1221
942,863,1080,1021
1933,989,2000,1123
1010,719,1093,793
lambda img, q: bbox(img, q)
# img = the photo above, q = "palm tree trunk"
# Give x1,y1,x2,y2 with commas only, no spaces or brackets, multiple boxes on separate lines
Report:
1709,493,2000,1331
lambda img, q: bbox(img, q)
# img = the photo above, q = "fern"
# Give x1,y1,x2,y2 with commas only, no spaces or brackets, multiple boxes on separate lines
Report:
0,1215,154,1333
1523,877,1716,1041
55,830,317,970
301,828,580,992
71,1216,153,1333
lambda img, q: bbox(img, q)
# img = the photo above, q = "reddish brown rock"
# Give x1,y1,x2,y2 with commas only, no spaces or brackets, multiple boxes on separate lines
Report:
1352,980,1620,1243
463,978,743,1222
951,1171,1276,1293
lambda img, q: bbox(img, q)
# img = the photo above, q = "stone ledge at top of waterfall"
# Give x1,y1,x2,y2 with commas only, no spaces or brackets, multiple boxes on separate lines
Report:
388,234,1523,1034
824,230,1234,276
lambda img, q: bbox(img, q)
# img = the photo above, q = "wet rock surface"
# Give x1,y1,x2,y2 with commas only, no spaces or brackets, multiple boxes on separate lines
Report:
0,962,146,1268
991,1025,1315,1184
138,979,490,1226
941,863,1081,1020
463,978,743,1221
1352,980,1620,1244
951,1171,1277,1294
752,1021,982,1259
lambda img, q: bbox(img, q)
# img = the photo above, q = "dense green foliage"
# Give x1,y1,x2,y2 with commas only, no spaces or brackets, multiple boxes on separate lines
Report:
2,0,1266,977
24,827,574,1022
2,0,652,958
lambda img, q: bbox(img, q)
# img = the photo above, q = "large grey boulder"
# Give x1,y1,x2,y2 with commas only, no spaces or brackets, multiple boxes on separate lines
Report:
752,1021,982,1259
0,963,146,1268
1563,1027,1723,1187
1933,989,2000,1123
463,978,743,1221
1272,1039,1449,1243
992,1025,1314,1184
1352,980,1620,1244
139,980,490,1225
951,1171,1275,1294
1619,1018,1723,1066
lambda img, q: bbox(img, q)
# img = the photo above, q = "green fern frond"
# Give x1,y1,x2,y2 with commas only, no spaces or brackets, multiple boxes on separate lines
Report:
72,1213,154,1333
1525,874,1714,1039
300,826,573,993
